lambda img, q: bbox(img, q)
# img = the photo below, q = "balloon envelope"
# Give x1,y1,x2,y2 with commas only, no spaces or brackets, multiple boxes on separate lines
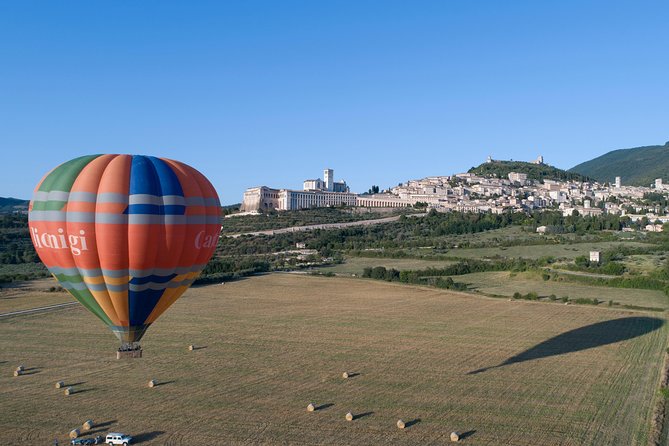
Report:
28,154,221,344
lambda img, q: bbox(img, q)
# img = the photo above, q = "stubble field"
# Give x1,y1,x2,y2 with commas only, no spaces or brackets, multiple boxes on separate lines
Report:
0,274,666,445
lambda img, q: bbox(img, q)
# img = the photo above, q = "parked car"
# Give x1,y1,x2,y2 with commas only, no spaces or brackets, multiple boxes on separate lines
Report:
105,433,133,445
71,437,103,445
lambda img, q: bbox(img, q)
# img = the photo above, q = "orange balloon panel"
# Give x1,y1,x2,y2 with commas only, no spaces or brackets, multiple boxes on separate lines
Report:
28,155,221,343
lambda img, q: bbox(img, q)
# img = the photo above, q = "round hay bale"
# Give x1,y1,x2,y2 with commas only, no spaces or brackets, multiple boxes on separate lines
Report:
83,419,94,430
13,370,22,377
307,403,315,412
450,431,461,442
397,419,406,429
69,428,80,439
148,379,157,388
64,387,73,396
342,372,349,379
16,365,24,372
55,381,65,389
345,412,353,421
188,345,195,351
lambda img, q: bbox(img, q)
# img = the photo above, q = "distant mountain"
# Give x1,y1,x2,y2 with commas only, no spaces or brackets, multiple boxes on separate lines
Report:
468,160,591,183
569,142,669,186
0,197,29,214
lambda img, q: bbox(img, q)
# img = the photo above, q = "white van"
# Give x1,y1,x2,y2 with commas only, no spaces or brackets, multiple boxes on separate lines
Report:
105,433,132,445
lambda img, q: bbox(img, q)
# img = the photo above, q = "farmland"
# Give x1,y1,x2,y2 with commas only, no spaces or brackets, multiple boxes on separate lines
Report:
443,240,650,260
1,274,666,445
319,257,455,275
457,270,669,310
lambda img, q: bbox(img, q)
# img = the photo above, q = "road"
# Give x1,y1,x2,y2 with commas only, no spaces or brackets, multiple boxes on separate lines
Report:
226,213,426,238
0,301,78,319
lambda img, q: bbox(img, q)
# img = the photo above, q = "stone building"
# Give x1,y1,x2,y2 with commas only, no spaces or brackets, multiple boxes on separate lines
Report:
240,186,281,212
241,168,353,211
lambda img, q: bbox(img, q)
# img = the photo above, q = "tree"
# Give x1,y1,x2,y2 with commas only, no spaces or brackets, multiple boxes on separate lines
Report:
368,185,380,194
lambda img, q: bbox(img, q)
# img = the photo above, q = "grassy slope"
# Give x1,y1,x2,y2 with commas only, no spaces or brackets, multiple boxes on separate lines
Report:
569,142,669,185
319,257,455,275
0,274,666,445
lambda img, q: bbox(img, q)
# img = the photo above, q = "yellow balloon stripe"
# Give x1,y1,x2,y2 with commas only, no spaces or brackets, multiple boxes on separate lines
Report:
108,290,130,325
144,275,198,324
89,290,122,326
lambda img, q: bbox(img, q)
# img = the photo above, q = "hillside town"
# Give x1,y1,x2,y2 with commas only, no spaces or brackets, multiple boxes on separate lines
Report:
240,158,669,229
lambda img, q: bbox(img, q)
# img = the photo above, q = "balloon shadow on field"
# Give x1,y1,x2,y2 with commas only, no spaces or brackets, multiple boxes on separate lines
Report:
133,431,165,443
468,316,664,375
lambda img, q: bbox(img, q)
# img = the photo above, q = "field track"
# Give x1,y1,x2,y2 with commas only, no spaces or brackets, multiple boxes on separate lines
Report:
0,302,78,318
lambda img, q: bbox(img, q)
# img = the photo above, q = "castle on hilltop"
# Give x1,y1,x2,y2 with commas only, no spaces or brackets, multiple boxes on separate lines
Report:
486,155,544,165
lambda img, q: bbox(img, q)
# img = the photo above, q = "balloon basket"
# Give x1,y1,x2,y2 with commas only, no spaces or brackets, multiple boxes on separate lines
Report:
116,350,142,359
116,344,143,359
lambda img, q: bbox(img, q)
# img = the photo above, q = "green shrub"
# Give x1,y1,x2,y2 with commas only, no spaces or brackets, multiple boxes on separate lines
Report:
525,292,539,301
571,297,599,305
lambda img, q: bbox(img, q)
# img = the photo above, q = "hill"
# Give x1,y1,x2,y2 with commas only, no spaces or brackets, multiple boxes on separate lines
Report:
569,142,669,186
0,197,28,214
468,160,591,182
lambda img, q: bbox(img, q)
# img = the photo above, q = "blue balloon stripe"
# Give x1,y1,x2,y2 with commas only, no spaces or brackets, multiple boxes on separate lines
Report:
130,273,178,285
123,204,186,215
130,156,162,196
128,289,165,326
148,156,184,196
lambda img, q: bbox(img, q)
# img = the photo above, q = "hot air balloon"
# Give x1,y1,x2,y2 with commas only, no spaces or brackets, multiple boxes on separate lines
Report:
28,154,221,356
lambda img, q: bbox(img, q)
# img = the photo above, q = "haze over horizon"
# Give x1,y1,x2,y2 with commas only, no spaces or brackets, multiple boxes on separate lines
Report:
1,1,668,205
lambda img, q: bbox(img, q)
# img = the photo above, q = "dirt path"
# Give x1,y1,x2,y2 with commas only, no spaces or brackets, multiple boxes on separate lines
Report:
0,301,78,318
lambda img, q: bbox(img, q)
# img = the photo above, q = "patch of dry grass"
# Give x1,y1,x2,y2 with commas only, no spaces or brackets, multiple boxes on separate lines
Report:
0,274,665,445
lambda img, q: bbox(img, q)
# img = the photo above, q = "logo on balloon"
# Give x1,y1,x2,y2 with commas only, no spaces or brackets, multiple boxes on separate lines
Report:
194,230,218,249
30,227,89,256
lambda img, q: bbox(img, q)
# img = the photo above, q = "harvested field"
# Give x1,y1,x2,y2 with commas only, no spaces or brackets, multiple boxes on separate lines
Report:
0,274,666,445
460,271,669,309
319,257,455,275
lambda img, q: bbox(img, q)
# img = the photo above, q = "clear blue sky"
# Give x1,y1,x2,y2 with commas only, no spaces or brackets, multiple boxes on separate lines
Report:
1,1,668,204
